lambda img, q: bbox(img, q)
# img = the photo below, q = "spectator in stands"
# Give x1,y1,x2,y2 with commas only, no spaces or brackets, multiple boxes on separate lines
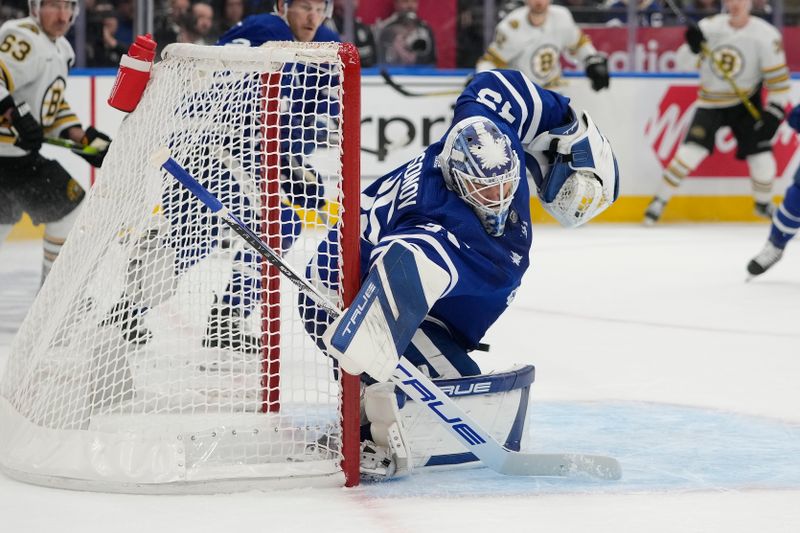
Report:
247,0,276,13
155,0,192,57
604,0,664,27
181,1,217,45
684,0,721,22
751,0,772,19
374,0,437,66
115,0,135,46
90,7,129,67
328,0,376,67
561,0,609,24
455,0,484,68
0,0,27,26
215,0,248,35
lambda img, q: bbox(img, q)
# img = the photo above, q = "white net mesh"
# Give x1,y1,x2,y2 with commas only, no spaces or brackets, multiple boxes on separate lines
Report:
0,42,358,492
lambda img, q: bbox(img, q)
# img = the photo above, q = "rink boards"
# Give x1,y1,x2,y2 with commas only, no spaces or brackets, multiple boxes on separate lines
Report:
9,71,800,240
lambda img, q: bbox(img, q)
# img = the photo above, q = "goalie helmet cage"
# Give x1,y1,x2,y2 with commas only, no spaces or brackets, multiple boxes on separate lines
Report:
0,42,362,492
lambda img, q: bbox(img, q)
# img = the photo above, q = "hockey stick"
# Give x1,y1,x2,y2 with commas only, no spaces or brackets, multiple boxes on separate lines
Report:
379,69,462,98
150,147,622,481
213,146,336,228
44,136,101,155
662,0,761,121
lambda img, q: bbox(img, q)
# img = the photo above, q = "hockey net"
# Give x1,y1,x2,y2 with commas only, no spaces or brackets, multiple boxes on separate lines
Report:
0,42,361,492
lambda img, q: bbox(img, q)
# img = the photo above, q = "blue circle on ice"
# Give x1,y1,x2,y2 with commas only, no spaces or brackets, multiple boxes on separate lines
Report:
365,401,800,495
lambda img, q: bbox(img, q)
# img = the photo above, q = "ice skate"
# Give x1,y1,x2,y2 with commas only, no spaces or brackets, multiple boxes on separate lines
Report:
747,241,784,278
754,201,776,219
201,301,261,357
643,197,666,226
100,298,152,345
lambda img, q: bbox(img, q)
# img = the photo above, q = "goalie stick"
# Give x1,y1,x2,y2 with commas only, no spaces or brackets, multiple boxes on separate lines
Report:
380,69,462,98
662,0,761,121
213,146,334,227
150,147,622,481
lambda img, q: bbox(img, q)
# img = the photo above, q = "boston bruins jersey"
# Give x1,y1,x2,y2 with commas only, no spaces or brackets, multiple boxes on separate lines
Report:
0,17,80,157
695,14,790,109
476,5,597,89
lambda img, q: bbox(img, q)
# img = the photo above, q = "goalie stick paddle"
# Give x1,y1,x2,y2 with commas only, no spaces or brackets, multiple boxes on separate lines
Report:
44,136,101,155
379,69,462,98
150,148,622,481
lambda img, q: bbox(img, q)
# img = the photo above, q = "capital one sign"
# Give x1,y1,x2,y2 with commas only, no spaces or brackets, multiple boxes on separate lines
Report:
645,85,798,178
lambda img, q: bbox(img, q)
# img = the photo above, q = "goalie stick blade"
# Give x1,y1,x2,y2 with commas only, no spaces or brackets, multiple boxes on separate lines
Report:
495,452,622,480
392,360,622,481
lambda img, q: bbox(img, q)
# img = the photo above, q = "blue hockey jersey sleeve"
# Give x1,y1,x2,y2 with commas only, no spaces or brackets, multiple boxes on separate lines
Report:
453,70,572,148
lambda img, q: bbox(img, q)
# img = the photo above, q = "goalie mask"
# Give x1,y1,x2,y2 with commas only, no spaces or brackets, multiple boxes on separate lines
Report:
526,107,619,228
29,0,80,27
438,117,521,237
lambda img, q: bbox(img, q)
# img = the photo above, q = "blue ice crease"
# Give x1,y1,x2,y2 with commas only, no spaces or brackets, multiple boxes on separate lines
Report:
364,401,800,496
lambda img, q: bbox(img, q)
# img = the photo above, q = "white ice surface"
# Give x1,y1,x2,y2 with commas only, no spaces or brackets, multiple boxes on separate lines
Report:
2,224,799,533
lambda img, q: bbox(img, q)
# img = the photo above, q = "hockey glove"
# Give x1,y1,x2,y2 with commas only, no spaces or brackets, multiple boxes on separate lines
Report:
584,55,609,91
755,102,785,140
787,104,800,133
686,22,706,55
1,96,44,152
73,126,112,168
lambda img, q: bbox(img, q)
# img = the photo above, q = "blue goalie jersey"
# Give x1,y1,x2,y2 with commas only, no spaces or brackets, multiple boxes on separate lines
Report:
314,70,572,351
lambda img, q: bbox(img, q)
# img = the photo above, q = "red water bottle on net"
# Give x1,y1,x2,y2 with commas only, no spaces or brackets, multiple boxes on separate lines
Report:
107,33,157,113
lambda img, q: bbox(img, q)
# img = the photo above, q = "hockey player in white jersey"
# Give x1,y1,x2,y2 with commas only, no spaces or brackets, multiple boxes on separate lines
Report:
0,0,111,284
301,69,620,478
644,0,791,224
476,0,610,92
746,104,800,277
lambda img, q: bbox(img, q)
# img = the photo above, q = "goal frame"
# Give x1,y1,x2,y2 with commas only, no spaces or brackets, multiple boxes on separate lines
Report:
0,41,362,491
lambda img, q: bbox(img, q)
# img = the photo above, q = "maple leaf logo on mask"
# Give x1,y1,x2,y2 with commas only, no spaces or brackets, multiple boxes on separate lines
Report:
469,123,510,171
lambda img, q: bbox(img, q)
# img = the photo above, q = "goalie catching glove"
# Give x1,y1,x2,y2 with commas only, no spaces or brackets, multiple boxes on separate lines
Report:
321,240,450,383
72,126,112,168
526,106,620,227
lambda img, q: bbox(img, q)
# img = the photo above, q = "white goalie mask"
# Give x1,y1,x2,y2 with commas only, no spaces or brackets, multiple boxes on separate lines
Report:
438,117,521,237
29,0,80,27
526,107,619,228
